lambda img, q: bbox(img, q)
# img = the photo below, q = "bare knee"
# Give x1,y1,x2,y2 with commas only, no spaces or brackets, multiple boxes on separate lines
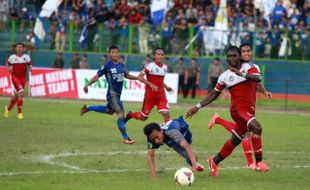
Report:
248,119,262,135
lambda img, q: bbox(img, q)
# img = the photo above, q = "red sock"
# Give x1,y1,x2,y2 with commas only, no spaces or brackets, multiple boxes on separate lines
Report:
128,112,143,120
219,138,237,159
7,97,17,111
215,117,235,133
242,136,254,165
17,97,23,113
251,133,263,163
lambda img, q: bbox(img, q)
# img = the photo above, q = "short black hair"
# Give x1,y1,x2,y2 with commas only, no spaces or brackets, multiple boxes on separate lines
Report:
214,57,221,62
108,45,119,52
143,123,161,137
226,46,240,56
191,57,197,61
153,47,163,55
240,43,252,51
14,42,24,48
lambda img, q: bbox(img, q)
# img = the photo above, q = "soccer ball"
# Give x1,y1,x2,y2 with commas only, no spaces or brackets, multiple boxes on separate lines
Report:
174,168,194,186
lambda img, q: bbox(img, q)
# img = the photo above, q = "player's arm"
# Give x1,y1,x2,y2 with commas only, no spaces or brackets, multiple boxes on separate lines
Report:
127,72,158,91
228,66,262,83
6,58,13,73
28,60,33,73
186,89,221,119
257,83,272,99
83,74,99,93
147,149,156,177
179,140,197,171
164,83,173,92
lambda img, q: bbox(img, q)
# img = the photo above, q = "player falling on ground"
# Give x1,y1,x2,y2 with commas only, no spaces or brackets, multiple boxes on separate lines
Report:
4,42,32,119
143,115,204,177
186,46,269,177
208,43,272,169
125,48,173,123
80,45,157,144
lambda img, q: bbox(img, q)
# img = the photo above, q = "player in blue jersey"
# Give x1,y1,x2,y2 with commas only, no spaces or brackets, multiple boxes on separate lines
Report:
81,45,157,144
143,116,204,177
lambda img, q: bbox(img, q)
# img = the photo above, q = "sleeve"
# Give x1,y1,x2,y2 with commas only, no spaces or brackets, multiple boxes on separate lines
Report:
214,74,226,92
165,129,185,145
142,63,152,75
97,64,107,77
247,65,261,76
6,56,11,66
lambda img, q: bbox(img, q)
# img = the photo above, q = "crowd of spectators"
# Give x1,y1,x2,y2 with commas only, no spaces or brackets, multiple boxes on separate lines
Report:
0,0,309,59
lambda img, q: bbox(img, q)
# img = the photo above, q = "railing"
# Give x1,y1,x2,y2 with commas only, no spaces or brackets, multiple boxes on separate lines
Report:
0,20,309,61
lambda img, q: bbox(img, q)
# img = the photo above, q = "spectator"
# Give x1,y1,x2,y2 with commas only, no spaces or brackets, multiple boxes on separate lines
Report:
86,11,98,51
101,54,108,65
52,52,64,68
95,0,109,23
174,57,187,97
108,17,120,47
50,22,57,50
9,7,19,20
141,54,151,69
119,16,129,52
264,37,272,59
164,57,173,72
207,58,224,93
25,31,36,53
184,58,200,99
0,0,9,29
70,52,80,69
161,15,174,54
148,31,160,50
20,7,33,32
129,8,141,24
138,17,150,54
79,54,89,69
55,12,68,52
271,0,287,27
69,11,80,33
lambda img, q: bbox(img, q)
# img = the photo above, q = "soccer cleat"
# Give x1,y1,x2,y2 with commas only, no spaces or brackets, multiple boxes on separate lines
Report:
207,156,219,177
196,162,205,171
123,137,135,144
17,113,24,120
4,106,9,118
124,110,132,123
80,105,88,116
247,163,256,170
208,113,219,129
255,161,269,172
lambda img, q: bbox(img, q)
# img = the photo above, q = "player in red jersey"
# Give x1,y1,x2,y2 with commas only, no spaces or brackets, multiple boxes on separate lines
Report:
186,46,269,177
208,44,272,170
125,48,173,123
4,43,32,119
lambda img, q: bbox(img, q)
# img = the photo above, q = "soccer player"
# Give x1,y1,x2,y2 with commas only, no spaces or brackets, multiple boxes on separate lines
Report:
4,42,32,119
186,46,269,177
80,45,157,144
143,115,204,177
208,43,272,169
125,48,173,123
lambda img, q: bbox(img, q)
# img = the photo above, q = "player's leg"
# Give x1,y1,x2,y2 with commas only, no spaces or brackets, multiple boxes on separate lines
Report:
242,134,255,169
4,93,17,118
208,133,242,177
248,118,269,172
208,113,235,132
80,99,114,116
16,91,24,119
114,99,135,144
157,97,171,123
125,95,155,122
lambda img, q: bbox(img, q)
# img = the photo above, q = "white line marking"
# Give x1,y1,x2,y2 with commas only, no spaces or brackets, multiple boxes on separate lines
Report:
0,150,308,177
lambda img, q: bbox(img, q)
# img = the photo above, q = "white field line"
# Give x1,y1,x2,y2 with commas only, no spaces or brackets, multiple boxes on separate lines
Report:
0,150,309,177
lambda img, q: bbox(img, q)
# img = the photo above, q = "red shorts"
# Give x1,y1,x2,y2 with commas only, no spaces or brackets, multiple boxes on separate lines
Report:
141,90,169,117
12,77,26,93
230,105,256,139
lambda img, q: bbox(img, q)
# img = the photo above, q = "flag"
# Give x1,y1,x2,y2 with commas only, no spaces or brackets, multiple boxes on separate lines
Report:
150,0,171,25
79,15,89,48
33,0,63,46
213,0,228,49
263,0,277,22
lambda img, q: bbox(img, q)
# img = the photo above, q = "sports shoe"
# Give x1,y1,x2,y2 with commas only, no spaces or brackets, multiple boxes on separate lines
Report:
123,137,135,144
124,110,132,123
208,113,219,129
247,163,256,170
17,113,24,120
80,105,88,116
207,156,219,177
4,106,9,118
196,162,204,171
255,161,269,172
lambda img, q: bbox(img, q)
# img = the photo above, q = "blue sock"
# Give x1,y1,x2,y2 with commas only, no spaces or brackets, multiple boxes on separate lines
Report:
86,105,107,113
117,118,129,139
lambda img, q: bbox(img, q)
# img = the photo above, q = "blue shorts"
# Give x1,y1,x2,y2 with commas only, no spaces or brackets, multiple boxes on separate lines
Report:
106,95,124,114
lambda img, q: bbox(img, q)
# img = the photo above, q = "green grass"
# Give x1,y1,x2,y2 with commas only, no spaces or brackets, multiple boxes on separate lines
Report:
0,97,310,190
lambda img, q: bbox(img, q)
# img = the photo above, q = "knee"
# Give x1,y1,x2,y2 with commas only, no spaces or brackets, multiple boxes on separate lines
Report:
231,135,242,146
249,120,262,135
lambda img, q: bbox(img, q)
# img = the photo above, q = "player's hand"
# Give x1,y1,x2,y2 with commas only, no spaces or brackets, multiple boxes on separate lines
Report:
266,92,272,99
166,86,173,93
149,83,158,91
228,66,242,76
83,86,88,94
186,107,199,119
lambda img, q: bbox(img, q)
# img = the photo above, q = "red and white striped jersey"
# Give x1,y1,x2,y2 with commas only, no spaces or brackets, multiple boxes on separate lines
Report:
7,54,32,79
215,63,261,109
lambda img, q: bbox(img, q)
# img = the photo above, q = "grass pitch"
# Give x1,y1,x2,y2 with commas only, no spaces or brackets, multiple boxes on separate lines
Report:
0,97,310,190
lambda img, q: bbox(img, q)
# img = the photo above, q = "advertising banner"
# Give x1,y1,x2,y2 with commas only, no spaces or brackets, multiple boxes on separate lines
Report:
0,66,14,96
